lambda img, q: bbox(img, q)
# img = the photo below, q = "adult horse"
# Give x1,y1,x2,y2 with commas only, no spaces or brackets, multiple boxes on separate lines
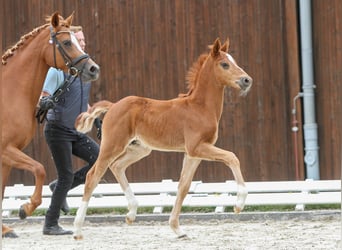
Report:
2,12,100,237
73,38,252,239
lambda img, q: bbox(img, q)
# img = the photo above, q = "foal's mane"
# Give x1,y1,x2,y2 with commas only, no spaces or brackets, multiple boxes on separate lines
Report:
179,53,209,97
2,14,70,65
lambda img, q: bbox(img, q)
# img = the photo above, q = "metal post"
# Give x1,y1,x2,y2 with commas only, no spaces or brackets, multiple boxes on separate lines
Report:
299,0,320,179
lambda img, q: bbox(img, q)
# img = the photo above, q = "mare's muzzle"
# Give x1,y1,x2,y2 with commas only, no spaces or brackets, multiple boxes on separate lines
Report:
80,59,100,82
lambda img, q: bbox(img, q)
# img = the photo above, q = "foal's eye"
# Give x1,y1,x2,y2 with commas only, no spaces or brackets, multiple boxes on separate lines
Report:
63,40,72,47
220,62,229,69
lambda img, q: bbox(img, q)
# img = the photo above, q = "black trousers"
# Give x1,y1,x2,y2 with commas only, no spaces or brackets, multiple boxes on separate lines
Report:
44,122,99,226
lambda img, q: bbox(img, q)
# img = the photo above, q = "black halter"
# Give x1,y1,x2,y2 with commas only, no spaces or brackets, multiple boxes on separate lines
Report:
49,27,90,76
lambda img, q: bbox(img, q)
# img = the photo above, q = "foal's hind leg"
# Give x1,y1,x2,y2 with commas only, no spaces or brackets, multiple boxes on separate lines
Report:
73,159,109,240
169,154,201,237
109,142,151,224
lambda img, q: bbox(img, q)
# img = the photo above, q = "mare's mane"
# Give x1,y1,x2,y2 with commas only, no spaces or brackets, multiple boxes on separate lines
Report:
179,53,208,97
2,14,70,65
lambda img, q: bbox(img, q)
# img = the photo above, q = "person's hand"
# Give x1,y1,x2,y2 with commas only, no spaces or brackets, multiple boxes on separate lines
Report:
94,118,102,140
39,96,55,111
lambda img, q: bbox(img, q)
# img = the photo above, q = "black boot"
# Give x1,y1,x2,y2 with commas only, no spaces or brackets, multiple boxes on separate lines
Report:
43,224,73,235
49,180,70,214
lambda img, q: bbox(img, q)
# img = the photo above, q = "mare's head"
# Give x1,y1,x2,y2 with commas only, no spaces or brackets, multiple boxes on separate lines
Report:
209,38,252,96
46,12,100,82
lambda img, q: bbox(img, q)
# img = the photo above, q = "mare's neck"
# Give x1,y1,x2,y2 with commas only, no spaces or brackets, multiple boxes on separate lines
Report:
4,30,51,109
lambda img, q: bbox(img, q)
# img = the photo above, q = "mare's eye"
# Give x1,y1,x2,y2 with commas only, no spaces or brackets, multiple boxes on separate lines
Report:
220,62,229,69
63,40,72,47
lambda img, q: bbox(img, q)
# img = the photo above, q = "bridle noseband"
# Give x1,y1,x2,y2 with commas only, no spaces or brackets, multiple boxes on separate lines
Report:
50,27,90,76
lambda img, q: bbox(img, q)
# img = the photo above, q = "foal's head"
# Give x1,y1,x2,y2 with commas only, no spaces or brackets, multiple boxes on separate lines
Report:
210,38,252,95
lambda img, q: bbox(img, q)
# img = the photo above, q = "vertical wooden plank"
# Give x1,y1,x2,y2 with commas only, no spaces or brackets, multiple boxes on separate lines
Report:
312,0,342,179
282,0,304,180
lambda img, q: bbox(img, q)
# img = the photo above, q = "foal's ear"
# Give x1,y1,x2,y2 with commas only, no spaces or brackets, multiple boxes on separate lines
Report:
51,12,60,28
220,38,230,52
65,11,74,27
211,38,221,58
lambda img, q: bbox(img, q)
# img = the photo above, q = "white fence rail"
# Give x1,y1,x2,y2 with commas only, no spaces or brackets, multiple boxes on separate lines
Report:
2,179,340,217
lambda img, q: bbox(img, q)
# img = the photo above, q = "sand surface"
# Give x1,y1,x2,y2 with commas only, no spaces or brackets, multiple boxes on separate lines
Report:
2,213,341,250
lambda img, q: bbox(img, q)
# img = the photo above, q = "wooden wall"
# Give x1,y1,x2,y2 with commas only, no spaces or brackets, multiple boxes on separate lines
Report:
2,0,340,185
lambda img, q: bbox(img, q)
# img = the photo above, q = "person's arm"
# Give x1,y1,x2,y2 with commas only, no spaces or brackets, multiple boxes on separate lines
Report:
38,68,64,110
41,68,64,97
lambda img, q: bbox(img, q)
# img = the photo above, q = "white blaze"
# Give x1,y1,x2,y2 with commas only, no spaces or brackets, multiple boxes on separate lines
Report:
71,33,85,53
226,53,244,71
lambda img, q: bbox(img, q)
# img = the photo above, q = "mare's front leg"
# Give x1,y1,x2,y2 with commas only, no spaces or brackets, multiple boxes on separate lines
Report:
3,147,46,219
169,155,201,238
109,143,151,224
73,161,107,240
2,225,18,238
2,166,18,238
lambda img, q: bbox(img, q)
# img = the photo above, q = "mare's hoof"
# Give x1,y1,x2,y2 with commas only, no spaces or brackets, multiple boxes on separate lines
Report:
19,205,27,219
3,231,19,238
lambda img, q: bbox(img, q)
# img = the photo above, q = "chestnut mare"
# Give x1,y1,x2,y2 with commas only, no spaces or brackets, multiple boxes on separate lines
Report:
2,12,100,237
73,38,252,239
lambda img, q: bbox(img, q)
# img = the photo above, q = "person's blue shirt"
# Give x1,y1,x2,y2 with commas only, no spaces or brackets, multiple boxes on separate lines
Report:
42,68,91,129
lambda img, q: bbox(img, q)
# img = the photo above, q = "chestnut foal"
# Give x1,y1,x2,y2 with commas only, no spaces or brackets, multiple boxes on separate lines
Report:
73,38,252,239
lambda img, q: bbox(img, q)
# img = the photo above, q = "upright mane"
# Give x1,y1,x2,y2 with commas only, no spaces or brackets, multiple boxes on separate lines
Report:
179,53,208,97
2,13,70,65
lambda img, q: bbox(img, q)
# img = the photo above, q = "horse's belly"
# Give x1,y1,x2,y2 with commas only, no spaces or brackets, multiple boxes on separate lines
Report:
136,136,185,152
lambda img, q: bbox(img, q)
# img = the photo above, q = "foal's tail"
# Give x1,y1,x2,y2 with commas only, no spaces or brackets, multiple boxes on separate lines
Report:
75,100,113,133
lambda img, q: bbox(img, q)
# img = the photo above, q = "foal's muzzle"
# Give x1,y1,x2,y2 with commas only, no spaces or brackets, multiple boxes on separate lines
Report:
237,77,253,96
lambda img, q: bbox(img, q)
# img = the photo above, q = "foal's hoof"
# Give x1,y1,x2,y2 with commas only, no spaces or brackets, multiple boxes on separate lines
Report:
73,235,83,240
125,212,136,224
3,231,19,238
19,205,28,219
233,206,242,214
178,234,190,240
125,217,134,225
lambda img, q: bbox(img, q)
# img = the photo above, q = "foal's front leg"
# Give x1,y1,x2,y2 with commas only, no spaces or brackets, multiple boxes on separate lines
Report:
169,155,201,238
195,144,248,213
